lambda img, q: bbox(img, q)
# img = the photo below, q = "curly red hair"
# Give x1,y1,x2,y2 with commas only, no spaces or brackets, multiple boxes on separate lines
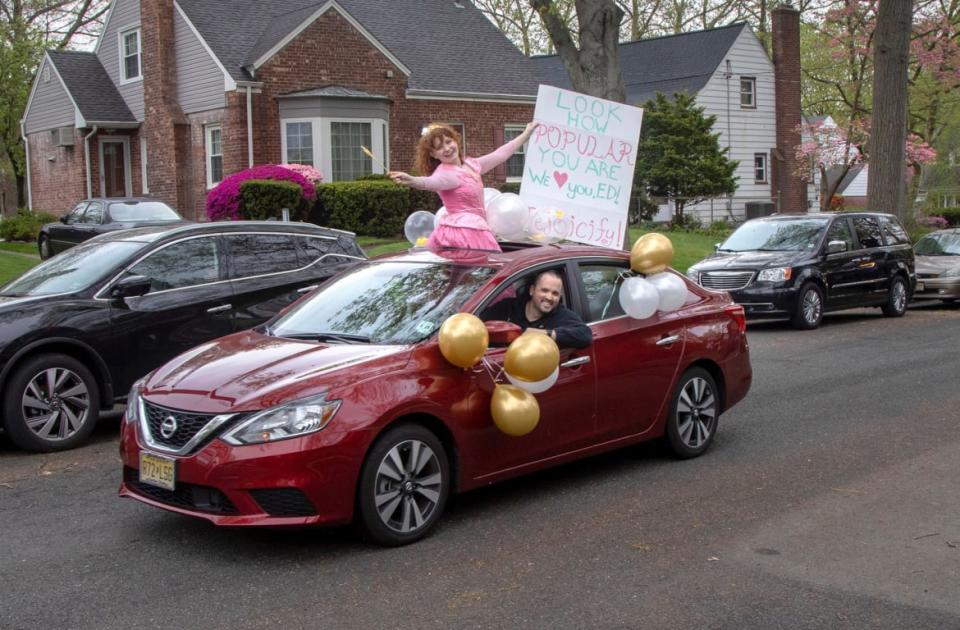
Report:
414,124,464,176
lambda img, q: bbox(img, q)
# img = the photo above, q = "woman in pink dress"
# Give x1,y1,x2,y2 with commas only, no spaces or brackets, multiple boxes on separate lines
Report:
389,121,539,251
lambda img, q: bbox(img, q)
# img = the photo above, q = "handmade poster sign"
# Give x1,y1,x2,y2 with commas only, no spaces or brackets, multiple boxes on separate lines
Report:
520,85,643,248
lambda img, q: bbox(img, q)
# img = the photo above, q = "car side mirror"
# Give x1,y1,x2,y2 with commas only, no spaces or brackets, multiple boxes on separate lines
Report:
110,275,152,299
60,215,69,224
714,243,721,251
485,320,523,347
827,240,847,254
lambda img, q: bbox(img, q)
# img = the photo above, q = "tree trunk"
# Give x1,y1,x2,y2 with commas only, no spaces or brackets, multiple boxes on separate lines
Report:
16,173,26,210
867,0,912,219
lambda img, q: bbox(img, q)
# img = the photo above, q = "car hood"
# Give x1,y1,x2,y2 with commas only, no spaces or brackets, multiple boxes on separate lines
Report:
915,254,959,274
691,250,807,271
142,330,412,414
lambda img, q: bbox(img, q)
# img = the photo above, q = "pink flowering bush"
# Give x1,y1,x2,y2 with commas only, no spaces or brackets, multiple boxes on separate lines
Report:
206,165,317,221
918,215,950,229
280,163,324,186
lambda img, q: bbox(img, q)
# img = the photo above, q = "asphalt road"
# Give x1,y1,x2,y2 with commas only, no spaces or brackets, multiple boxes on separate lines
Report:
1,302,959,630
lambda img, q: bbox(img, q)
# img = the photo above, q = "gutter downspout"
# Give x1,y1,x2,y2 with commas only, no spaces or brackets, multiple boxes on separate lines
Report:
20,121,32,211
246,86,254,167
84,126,98,199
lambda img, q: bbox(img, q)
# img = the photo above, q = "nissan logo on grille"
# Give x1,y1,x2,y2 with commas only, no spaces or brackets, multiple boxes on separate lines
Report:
160,415,178,439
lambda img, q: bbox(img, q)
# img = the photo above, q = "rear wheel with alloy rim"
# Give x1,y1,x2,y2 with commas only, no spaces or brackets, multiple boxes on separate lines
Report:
2,353,100,452
38,235,51,259
357,424,450,546
791,283,824,330
666,367,720,459
881,276,908,317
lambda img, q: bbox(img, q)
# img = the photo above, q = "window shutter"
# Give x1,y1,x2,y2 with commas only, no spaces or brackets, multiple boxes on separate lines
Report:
493,127,505,181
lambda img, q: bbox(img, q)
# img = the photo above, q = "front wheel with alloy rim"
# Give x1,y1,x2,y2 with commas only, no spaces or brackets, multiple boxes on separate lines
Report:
38,235,51,260
2,353,100,452
791,283,824,330
357,424,450,546
881,276,908,317
666,367,720,459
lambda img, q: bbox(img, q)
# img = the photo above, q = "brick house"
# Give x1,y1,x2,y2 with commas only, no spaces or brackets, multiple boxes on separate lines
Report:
21,0,805,223
21,0,542,219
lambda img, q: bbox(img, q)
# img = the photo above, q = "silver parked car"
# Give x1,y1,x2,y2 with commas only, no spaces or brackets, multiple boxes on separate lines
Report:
913,228,960,302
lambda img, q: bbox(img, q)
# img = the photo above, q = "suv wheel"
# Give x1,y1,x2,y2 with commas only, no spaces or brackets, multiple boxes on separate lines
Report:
357,424,450,546
791,283,823,330
2,354,100,452
881,276,908,317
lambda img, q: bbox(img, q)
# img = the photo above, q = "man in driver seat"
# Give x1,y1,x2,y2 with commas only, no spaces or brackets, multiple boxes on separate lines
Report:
482,269,592,349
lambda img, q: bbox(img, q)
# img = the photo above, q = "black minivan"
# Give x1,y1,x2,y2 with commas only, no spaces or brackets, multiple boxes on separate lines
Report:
686,212,915,329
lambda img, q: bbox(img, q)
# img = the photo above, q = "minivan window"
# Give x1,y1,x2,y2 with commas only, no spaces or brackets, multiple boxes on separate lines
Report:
720,219,828,252
880,217,910,246
852,216,883,248
826,218,855,251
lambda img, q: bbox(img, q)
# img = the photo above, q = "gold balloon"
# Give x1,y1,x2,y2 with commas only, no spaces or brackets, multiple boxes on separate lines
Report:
438,313,489,369
503,332,560,383
490,384,540,437
630,232,675,274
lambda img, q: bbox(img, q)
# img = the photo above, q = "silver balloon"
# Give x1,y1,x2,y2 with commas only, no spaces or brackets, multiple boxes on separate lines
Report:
486,192,530,240
505,366,559,394
483,188,501,207
648,271,689,312
619,276,659,320
404,210,436,245
433,206,448,229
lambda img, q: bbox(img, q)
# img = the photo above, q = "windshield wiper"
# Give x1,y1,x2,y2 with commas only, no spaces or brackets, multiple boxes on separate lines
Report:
277,331,371,344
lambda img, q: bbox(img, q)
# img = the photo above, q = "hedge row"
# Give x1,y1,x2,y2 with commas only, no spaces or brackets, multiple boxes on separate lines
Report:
0,211,59,242
239,179,304,220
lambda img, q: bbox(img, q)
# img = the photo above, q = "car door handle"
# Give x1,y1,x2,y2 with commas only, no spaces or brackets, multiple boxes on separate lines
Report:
656,334,680,347
297,285,318,294
206,304,232,314
560,356,591,368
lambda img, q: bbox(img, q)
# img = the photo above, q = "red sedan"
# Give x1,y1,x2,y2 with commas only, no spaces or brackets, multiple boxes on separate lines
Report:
119,244,752,545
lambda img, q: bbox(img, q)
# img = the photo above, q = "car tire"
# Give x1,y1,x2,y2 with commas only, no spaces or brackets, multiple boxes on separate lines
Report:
665,367,719,459
38,235,51,260
2,354,100,452
881,275,908,317
791,283,823,330
357,424,450,546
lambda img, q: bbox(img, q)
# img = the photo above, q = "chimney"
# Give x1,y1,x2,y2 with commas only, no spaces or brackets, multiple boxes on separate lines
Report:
771,2,807,213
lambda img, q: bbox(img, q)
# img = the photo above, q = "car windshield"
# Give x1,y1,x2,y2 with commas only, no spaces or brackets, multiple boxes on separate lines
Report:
270,261,496,345
109,201,180,222
720,219,829,252
914,231,960,256
0,241,142,296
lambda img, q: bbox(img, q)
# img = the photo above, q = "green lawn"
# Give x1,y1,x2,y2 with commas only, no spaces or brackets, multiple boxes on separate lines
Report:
0,241,39,255
0,251,40,287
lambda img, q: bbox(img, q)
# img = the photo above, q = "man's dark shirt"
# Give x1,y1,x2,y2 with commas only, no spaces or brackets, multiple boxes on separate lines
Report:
482,295,592,349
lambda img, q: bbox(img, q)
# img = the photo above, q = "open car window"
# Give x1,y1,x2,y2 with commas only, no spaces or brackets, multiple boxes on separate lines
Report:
478,266,568,320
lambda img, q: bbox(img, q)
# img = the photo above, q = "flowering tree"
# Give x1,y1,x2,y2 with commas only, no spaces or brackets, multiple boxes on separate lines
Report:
279,163,324,187
206,165,317,221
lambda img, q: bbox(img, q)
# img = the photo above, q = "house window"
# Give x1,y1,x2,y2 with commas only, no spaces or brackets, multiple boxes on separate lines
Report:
504,124,528,181
120,28,141,83
285,122,314,165
206,125,223,188
740,77,756,108
754,153,767,183
331,122,372,181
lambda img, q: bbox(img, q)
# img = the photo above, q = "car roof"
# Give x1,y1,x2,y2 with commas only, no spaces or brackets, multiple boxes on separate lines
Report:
375,242,628,269
757,211,899,222
82,197,174,205
88,221,358,245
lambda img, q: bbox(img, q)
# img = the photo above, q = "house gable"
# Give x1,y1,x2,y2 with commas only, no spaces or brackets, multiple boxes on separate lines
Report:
94,0,145,120
23,54,81,133
173,0,231,112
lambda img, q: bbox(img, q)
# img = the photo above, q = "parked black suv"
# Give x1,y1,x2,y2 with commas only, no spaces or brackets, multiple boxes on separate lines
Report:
0,221,365,452
686,212,915,329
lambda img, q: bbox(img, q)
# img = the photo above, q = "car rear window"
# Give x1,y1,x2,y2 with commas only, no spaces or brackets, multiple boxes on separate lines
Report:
915,231,960,255
108,201,180,222
880,217,910,246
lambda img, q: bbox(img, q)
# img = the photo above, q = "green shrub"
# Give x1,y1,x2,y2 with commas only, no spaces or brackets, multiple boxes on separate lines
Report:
238,179,304,220
312,180,411,237
355,173,391,181
0,210,59,242
409,187,441,213
498,182,521,195
938,207,960,226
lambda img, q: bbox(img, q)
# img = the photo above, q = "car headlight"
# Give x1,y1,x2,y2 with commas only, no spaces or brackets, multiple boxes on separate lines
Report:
941,265,960,278
757,267,792,282
686,268,700,284
125,379,144,425
222,395,341,446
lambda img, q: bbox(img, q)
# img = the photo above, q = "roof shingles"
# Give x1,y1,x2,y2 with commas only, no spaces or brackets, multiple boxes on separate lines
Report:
47,50,135,123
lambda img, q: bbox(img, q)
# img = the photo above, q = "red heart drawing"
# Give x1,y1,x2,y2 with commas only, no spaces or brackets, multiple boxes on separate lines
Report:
553,171,569,188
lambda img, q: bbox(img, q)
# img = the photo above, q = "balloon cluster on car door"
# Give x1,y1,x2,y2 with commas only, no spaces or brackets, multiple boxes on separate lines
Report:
492,331,561,436
619,233,689,319
437,313,488,368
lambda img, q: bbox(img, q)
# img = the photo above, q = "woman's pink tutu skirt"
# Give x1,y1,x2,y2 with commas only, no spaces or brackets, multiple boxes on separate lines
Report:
427,225,501,252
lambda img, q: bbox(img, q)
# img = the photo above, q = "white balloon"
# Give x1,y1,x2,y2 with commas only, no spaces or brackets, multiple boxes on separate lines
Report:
648,271,689,312
483,188,501,206
505,367,559,394
524,206,571,244
404,210,435,245
486,192,529,240
619,276,659,320
433,206,447,229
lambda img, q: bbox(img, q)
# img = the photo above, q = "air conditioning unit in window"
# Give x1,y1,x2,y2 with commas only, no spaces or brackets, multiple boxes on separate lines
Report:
54,127,74,147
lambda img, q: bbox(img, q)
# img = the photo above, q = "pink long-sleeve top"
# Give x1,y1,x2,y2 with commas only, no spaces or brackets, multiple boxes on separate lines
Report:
407,136,525,231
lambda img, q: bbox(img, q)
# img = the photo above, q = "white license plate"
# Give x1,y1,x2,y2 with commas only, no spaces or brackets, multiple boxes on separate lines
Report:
916,281,924,291
139,451,176,491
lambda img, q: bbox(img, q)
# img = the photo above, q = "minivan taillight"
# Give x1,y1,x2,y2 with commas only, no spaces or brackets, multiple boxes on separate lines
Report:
724,304,746,334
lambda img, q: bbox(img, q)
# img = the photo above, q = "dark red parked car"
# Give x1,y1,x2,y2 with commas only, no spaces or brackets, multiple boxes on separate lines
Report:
119,244,752,545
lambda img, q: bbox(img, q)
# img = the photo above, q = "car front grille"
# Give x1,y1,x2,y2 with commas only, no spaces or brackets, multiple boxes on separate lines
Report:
699,271,754,291
249,489,317,517
123,467,238,514
143,401,218,450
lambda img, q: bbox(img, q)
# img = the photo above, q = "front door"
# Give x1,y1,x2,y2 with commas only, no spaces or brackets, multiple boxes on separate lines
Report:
100,139,129,197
